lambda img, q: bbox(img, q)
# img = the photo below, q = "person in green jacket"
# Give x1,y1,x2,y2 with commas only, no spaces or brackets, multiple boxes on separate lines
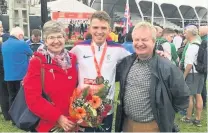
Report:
156,28,179,65
199,26,208,41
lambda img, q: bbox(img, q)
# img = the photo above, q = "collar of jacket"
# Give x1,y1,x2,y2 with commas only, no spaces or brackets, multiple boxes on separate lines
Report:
10,35,19,40
130,52,160,79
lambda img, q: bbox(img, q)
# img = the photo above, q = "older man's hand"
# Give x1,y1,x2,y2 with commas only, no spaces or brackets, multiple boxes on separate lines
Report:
156,50,169,58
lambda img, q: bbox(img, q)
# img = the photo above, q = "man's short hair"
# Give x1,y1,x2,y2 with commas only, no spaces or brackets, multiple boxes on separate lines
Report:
32,29,41,37
0,21,2,25
90,11,111,25
162,28,175,36
133,22,157,41
174,29,179,34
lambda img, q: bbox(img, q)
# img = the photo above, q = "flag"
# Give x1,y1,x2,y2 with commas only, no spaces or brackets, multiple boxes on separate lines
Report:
124,0,132,34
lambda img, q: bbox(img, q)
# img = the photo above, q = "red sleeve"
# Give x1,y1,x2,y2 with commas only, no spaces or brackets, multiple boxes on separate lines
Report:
23,57,62,123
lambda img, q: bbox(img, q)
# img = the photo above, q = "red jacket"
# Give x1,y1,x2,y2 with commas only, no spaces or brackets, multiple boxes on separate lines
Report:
23,52,78,132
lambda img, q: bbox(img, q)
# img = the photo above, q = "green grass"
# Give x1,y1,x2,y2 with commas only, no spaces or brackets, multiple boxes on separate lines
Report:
0,115,23,132
0,82,207,132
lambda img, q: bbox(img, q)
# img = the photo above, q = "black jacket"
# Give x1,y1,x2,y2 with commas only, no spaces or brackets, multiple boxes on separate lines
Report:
115,53,190,132
0,33,10,75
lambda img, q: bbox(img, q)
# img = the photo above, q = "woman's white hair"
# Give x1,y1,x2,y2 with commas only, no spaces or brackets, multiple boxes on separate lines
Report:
43,20,66,40
10,27,24,37
185,25,198,36
132,21,157,41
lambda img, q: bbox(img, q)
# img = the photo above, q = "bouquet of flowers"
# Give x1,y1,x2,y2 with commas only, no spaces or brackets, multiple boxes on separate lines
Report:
69,80,113,130
51,80,113,132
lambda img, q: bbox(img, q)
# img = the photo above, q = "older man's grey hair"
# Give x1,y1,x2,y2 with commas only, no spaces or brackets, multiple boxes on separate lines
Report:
0,21,2,25
10,27,24,37
132,22,157,41
43,21,66,40
185,25,198,36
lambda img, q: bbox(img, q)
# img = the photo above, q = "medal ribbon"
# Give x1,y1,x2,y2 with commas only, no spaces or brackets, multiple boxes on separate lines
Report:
91,42,107,77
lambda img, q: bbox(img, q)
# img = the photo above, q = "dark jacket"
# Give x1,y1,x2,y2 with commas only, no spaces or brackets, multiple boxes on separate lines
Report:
115,53,190,132
0,33,10,75
29,43,42,52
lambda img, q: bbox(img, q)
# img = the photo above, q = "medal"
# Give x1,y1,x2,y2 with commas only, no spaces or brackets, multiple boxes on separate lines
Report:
91,42,107,85
96,76,104,85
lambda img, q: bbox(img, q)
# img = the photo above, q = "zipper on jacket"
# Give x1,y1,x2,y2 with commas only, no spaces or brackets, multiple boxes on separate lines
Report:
98,46,100,51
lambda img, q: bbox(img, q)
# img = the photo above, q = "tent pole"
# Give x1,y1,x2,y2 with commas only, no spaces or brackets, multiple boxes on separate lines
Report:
101,0,103,11
178,7,184,31
158,4,165,27
194,8,200,28
135,0,144,21
151,0,155,25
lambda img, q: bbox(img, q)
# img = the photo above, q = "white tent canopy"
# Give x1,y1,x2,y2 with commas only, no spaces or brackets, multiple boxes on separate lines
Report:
31,0,96,15
49,0,96,12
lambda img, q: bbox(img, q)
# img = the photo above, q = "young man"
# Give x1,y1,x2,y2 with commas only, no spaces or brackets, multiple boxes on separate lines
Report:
26,29,43,52
160,28,179,65
182,25,204,127
115,22,190,132
70,11,130,132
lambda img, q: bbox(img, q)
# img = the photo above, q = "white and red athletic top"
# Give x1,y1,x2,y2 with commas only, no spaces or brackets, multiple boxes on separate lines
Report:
70,40,130,102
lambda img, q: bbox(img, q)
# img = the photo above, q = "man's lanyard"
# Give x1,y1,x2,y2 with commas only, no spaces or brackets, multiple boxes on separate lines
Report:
90,42,107,78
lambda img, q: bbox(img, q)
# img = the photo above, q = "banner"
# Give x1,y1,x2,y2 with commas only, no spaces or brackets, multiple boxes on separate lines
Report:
51,12,93,24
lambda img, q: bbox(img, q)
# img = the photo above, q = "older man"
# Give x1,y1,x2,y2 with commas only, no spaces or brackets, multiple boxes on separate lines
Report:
115,22,190,132
2,27,33,108
181,25,205,127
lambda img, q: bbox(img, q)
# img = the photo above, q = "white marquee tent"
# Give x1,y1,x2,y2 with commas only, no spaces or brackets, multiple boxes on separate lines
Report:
31,0,96,15
49,0,96,12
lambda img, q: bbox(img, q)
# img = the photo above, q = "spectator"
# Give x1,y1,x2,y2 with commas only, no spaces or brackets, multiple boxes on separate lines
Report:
181,25,204,127
80,22,84,35
68,22,73,39
161,28,179,65
0,21,10,121
155,26,163,38
26,29,43,45
199,26,208,108
23,21,78,132
84,32,92,40
122,26,134,53
109,30,118,42
0,21,10,42
173,30,183,51
2,27,33,109
26,29,43,52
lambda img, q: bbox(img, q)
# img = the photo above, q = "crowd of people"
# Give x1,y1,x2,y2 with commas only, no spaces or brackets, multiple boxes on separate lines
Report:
0,10,207,132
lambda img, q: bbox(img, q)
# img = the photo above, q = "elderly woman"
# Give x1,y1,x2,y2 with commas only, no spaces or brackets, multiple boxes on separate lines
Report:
23,21,78,132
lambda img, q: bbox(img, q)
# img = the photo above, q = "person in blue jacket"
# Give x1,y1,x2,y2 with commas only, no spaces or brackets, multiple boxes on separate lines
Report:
122,26,135,54
2,27,33,108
